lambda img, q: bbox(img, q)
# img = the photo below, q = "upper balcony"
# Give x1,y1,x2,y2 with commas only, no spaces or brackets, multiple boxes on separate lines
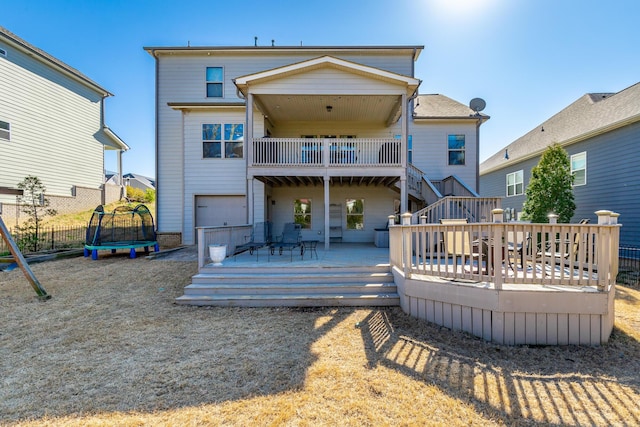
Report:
248,137,405,186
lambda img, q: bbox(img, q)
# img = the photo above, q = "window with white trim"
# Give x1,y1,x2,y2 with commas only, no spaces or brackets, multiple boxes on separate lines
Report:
346,198,364,230
206,67,223,98
571,152,586,186
0,120,10,141
0,47,6,58
294,198,312,229
202,123,243,158
447,134,465,165
506,170,523,196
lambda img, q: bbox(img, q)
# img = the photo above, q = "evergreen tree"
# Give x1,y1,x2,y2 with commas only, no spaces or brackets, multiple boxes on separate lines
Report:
16,176,57,251
522,144,576,223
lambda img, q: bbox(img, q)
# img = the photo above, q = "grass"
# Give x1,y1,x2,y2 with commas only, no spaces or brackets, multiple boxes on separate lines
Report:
41,201,156,228
1,254,639,426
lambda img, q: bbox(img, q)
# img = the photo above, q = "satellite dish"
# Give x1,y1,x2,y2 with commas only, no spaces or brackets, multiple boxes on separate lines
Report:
469,98,486,113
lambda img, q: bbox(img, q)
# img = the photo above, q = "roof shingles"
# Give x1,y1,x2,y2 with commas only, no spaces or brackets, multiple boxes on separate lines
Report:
480,82,640,174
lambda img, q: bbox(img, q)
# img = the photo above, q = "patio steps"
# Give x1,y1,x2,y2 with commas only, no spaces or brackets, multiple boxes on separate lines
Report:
175,266,399,307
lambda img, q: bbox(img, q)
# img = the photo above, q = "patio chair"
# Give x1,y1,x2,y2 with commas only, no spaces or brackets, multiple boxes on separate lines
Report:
233,221,272,259
531,219,592,273
270,223,302,261
443,226,485,273
507,230,527,269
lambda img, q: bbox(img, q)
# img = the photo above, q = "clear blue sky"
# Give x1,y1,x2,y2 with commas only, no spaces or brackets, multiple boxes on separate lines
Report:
4,0,640,178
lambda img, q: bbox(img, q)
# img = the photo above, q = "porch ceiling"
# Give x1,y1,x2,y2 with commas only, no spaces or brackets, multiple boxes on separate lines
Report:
254,94,402,124
254,174,400,188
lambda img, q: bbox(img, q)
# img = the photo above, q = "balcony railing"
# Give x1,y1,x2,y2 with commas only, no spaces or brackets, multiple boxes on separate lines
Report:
390,220,620,291
251,138,401,167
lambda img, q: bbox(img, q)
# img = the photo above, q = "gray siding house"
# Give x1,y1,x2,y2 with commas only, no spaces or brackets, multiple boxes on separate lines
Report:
0,26,128,221
479,82,640,246
145,44,489,247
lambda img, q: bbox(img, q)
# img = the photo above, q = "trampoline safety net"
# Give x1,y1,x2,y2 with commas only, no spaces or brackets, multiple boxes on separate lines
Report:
86,204,157,246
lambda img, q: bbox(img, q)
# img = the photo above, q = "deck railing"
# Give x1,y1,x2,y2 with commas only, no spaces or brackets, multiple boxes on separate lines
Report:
196,225,253,269
390,218,620,291
251,138,401,167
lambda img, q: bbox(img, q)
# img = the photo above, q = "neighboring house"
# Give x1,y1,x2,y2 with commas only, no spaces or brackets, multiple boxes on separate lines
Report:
144,44,489,246
479,82,640,246
123,173,155,192
0,26,128,223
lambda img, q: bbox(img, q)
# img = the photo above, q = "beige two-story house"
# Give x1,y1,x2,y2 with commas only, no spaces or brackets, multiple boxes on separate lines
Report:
145,44,489,247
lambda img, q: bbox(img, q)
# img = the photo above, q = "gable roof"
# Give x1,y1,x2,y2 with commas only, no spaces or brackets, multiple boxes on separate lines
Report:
0,26,112,97
124,173,155,188
234,55,421,95
413,94,489,122
480,82,640,174
102,126,129,151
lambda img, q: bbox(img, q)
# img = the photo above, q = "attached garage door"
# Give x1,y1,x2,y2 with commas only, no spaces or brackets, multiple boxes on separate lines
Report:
195,195,247,227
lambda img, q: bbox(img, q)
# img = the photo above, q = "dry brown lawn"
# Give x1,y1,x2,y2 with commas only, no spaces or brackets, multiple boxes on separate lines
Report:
1,253,639,426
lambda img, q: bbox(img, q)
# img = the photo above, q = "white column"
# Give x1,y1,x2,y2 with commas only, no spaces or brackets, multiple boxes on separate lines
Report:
117,149,124,199
324,176,330,250
400,92,408,213
400,176,408,214
246,94,254,224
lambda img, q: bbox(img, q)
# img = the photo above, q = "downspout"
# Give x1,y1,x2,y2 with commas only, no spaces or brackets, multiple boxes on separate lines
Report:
237,81,252,224
153,50,161,236
404,90,419,212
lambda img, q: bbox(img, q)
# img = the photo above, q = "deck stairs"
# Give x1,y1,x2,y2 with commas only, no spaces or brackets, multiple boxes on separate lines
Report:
175,264,399,307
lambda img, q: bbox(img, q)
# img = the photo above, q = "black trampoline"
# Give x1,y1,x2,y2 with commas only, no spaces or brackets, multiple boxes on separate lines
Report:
84,204,159,260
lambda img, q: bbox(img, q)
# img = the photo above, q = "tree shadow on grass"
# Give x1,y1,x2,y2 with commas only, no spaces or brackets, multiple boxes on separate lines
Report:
359,307,640,426
0,257,353,423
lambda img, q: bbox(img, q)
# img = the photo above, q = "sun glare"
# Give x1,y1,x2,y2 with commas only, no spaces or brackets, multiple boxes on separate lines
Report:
430,0,500,18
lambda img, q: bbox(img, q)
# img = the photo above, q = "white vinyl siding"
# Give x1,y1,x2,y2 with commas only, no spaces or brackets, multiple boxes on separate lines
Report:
181,109,247,243
253,67,404,95
410,121,478,189
571,151,586,186
0,41,105,196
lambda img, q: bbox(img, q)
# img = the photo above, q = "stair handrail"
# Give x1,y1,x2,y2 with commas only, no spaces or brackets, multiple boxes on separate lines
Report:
411,196,502,224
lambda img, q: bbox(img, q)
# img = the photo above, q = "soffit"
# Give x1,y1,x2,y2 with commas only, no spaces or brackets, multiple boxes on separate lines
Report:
254,94,401,123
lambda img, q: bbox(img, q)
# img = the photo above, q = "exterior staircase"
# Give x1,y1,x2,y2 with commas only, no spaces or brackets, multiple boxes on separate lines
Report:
175,265,399,307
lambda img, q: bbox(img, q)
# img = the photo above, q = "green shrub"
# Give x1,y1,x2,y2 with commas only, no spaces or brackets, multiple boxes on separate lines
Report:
126,187,146,203
144,189,156,203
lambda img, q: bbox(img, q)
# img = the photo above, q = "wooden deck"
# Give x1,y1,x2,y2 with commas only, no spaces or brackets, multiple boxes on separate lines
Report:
180,215,620,346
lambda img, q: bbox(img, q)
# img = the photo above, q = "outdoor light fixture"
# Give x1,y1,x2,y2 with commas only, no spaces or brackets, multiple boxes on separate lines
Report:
504,149,509,159
326,105,333,112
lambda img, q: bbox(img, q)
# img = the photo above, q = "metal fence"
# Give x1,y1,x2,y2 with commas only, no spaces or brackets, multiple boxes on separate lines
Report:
0,225,86,254
618,245,640,286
